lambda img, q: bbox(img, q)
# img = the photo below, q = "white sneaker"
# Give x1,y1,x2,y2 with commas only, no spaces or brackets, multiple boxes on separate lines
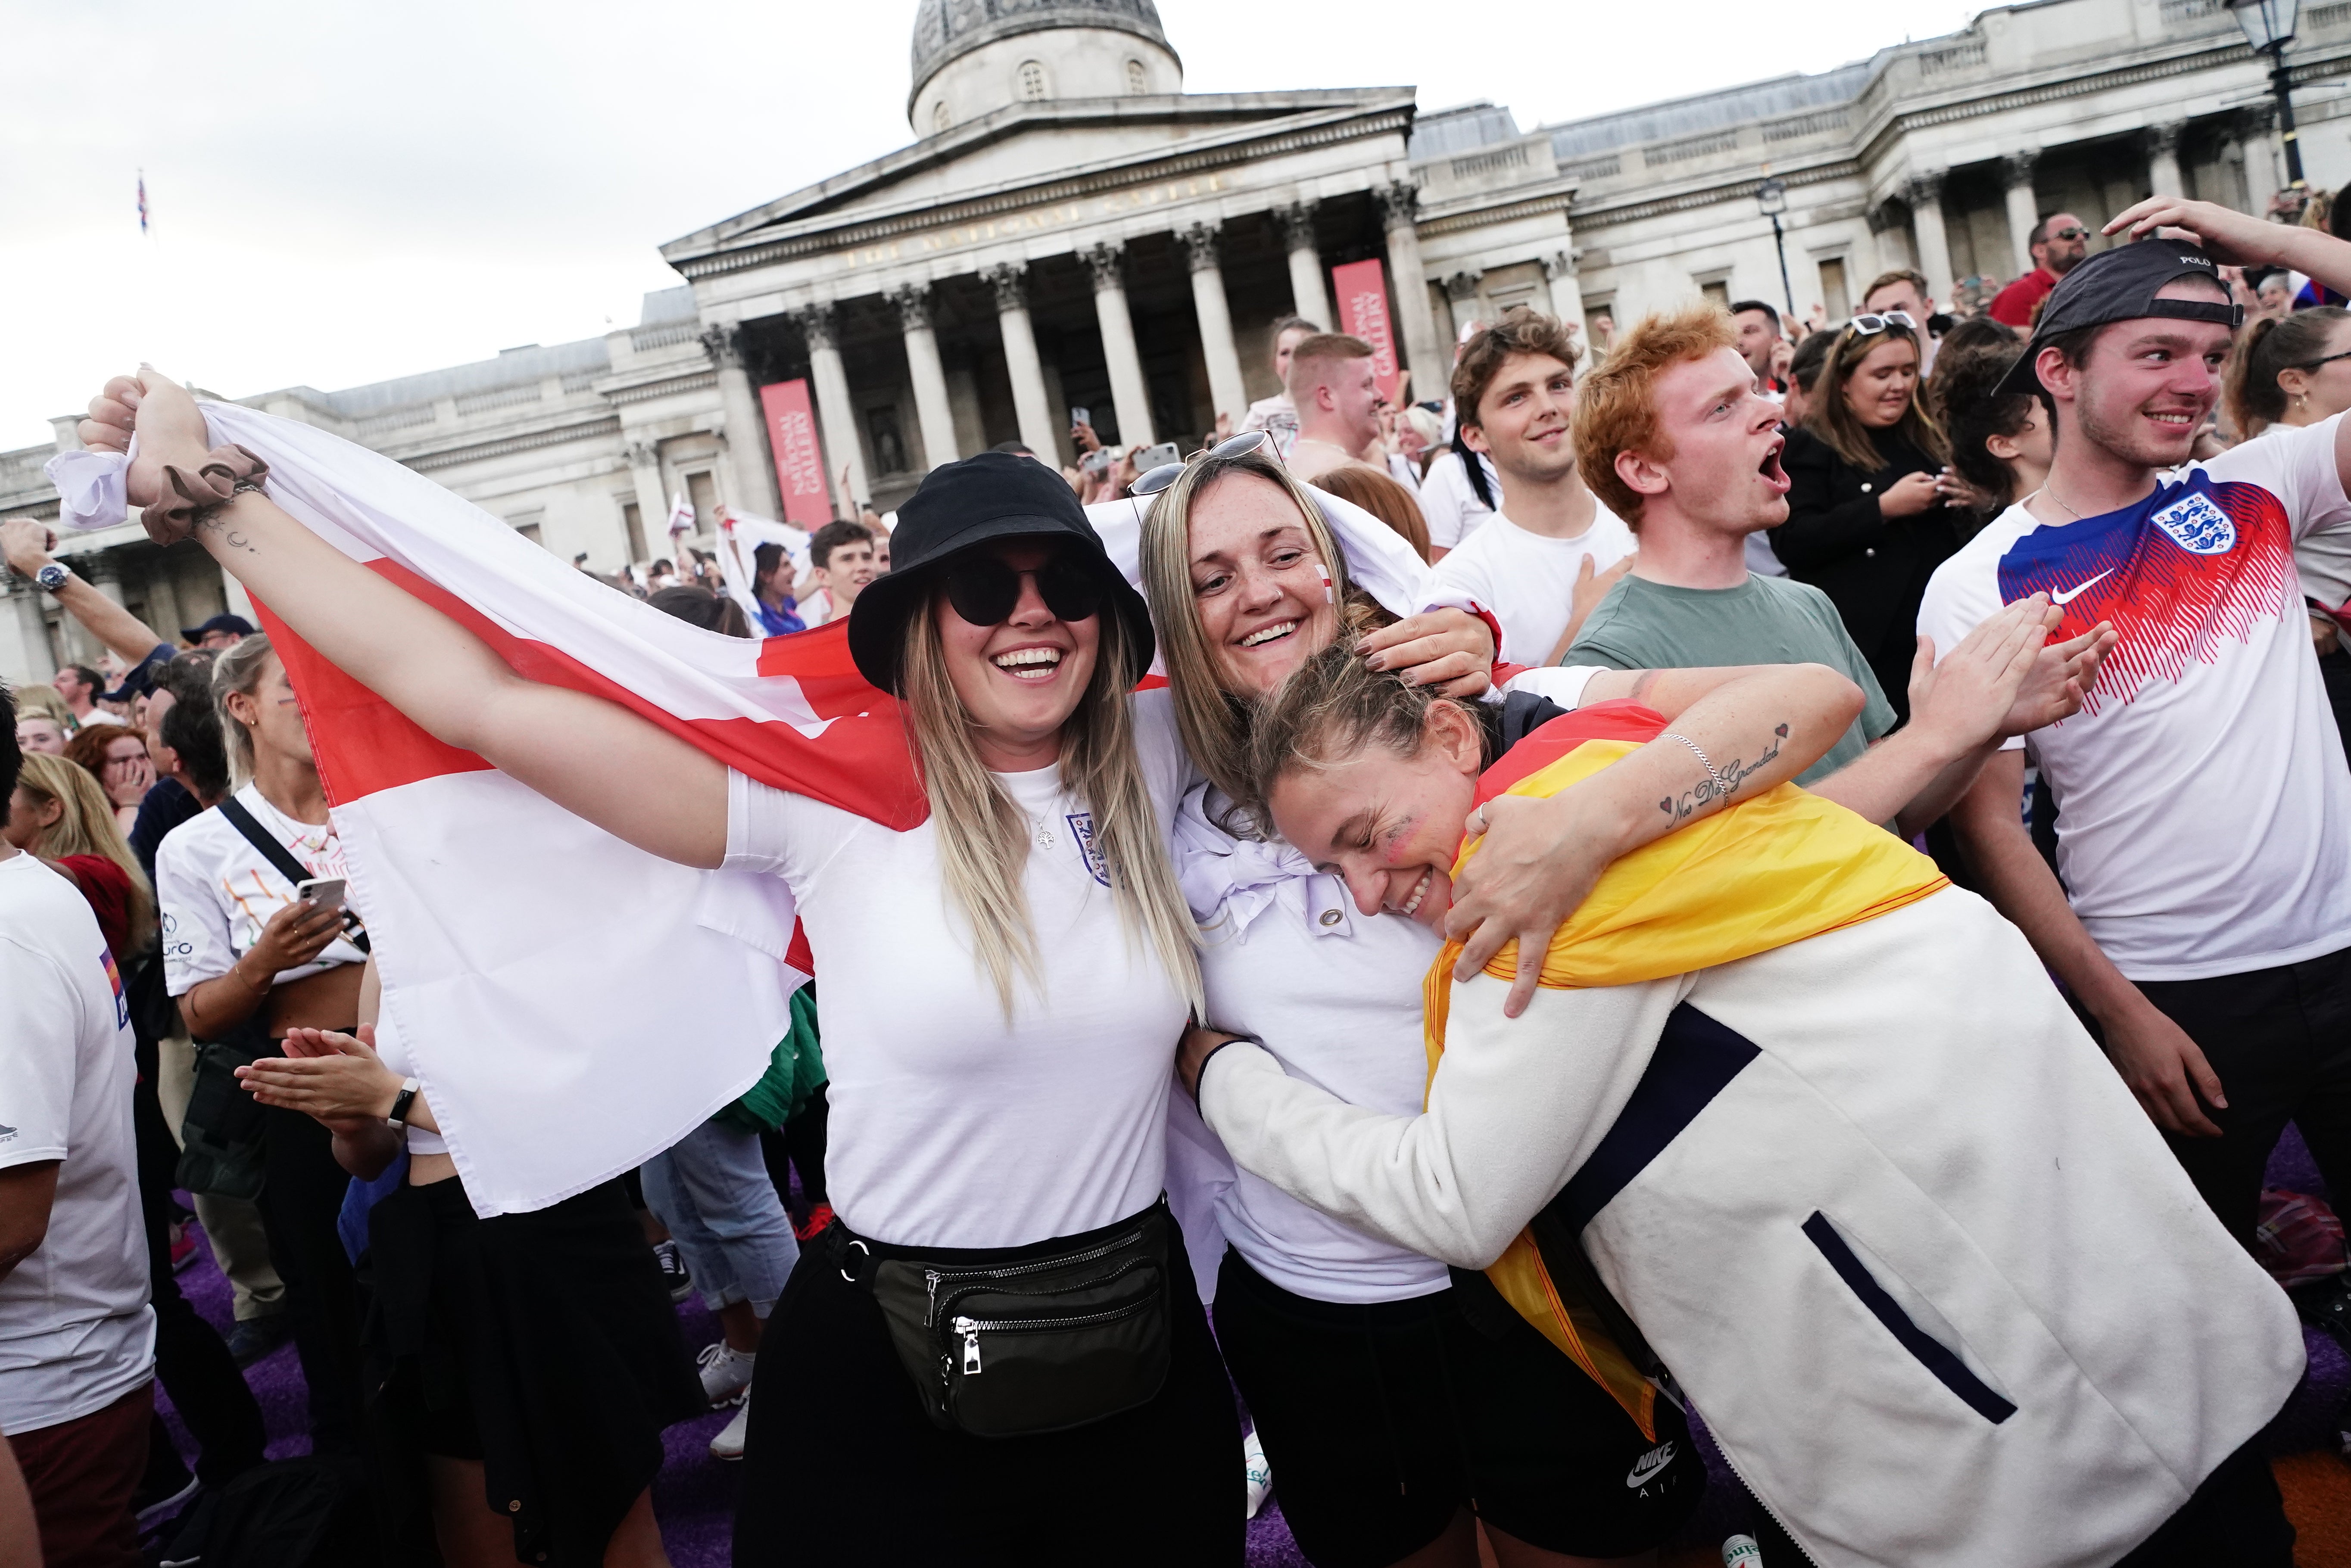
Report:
710,1388,751,1462
696,1341,756,1407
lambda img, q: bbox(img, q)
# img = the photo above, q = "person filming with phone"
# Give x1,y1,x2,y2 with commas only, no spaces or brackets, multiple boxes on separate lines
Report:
153,634,375,1457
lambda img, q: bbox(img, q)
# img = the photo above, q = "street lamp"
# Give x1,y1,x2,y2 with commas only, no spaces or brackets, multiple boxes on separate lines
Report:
2226,0,2306,190
1756,175,1795,317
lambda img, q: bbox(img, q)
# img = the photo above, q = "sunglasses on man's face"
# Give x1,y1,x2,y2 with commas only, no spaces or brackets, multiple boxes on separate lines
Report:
2046,226,2090,242
1131,429,1275,498
941,551,1104,628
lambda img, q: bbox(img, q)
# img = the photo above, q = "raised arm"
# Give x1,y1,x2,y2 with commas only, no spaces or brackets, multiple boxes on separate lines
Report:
1,519,170,668
1446,659,1864,1015
84,371,727,868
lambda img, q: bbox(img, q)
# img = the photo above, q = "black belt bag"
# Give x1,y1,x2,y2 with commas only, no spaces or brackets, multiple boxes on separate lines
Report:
830,1200,1174,1439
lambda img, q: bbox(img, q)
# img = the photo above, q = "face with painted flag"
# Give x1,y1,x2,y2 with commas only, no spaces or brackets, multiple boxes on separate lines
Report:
1264,697,1484,930
1181,470,1344,697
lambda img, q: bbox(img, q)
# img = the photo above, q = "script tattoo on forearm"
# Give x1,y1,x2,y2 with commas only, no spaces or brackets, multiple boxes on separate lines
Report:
1658,722,1789,824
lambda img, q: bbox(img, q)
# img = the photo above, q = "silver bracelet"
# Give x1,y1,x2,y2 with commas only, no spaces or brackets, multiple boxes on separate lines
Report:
1663,731,1731,797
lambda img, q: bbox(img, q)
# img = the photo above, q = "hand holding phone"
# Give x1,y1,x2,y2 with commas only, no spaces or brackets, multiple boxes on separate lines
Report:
295,877,349,917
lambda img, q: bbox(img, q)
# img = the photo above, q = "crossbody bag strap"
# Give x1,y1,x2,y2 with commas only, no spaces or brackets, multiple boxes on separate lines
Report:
215,796,372,955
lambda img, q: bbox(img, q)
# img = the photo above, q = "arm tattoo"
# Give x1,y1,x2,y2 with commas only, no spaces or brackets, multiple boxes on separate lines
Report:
1658,722,1789,824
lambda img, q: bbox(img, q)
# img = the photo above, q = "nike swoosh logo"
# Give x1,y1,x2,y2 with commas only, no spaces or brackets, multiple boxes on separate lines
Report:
2049,569,2114,606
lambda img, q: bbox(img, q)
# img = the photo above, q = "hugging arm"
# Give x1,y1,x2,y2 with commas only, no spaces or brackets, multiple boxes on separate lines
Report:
1194,976,1680,1267
83,370,728,868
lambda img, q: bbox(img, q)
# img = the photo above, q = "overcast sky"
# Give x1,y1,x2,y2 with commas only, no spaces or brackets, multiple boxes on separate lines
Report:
2,0,1977,449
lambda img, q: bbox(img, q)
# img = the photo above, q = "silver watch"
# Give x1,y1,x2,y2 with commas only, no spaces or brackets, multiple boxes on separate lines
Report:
33,563,69,593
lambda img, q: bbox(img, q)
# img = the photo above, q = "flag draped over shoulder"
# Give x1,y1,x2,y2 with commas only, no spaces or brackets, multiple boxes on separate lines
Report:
52,406,1453,1217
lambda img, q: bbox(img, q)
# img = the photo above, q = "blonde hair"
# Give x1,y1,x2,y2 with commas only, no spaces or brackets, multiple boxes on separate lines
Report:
1243,641,1470,816
1138,450,1383,817
212,634,279,788
14,752,155,937
898,591,1201,1017
13,684,74,730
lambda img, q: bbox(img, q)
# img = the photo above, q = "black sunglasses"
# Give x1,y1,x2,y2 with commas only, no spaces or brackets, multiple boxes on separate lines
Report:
2293,348,2351,374
941,550,1104,628
2046,225,2090,241
1131,429,1275,498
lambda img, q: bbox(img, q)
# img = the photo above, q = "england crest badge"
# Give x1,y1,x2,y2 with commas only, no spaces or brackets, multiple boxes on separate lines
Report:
2150,491,2236,555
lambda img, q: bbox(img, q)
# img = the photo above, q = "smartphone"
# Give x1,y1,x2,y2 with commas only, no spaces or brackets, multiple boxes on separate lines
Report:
1070,407,1091,429
295,877,348,916
1134,442,1180,473
1080,448,1113,476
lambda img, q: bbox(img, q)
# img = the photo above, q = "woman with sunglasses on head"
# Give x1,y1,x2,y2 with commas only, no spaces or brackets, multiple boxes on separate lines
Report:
86,367,1279,1563
1773,311,1961,724
1132,436,1874,1568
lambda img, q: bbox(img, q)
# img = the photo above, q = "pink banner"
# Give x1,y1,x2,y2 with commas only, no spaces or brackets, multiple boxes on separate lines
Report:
1331,258,1404,406
759,379,834,529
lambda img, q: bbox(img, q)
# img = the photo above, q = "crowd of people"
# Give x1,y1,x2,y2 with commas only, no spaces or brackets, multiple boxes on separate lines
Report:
5,184,2351,1568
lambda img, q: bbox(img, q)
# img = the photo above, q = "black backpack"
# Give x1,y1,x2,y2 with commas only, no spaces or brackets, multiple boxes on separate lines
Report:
154,1457,373,1568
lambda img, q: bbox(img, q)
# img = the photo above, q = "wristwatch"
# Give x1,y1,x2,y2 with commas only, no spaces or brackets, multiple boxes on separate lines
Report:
386,1077,420,1130
32,563,69,593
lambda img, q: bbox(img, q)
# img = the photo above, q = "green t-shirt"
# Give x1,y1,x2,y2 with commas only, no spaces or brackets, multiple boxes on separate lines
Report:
1562,572,1896,787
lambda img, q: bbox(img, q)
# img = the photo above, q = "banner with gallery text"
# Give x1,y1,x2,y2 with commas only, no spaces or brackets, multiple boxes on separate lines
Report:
759,378,835,529
1331,258,1404,407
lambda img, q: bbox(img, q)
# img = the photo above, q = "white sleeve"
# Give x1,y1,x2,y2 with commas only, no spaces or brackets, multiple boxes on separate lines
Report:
2206,412,2351,541
156,828,233,997
1431,536,1491,615
1420,459,1470,550
1197,971,1683,1267
1499,664,1606,708
722,769,853,889
0,937,78,1168
1915,547,2024,753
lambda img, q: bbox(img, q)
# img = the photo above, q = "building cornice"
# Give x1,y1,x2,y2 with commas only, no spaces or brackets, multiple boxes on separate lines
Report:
599,370,719,407
669,100,1416,280
399,416,621,473
1570,157,1857,230
1415,182,1579,238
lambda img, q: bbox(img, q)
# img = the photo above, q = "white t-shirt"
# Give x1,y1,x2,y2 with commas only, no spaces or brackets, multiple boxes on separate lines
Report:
156,785,368,999
1917,414,2351,980
0,853,153,1435
722,691,1192,1249
1239,394,1299,458
1418,450,1499,551
1434,501,1637,666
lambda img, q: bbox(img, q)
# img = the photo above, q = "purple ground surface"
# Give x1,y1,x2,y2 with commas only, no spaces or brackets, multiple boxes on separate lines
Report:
153,1128,2351,1565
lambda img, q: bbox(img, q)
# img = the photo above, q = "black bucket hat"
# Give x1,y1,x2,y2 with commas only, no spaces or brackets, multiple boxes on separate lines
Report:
846,450,1154,695
1994,237,2245,397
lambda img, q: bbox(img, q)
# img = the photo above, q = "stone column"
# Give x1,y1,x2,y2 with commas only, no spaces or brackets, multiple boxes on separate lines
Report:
701,326,785,520
1865,203,1908,278
2001,152,2041,280
624,440,668,553
1183,224,1249,429
1085,242,1155,448
1904,172,1956,308
890,284,960,473
985,264,1062,462
2147,122,2187,199
1277,202,1331,328
137,556,184,651
5,574,54,687
1378,181,1444,401
1542,250,1587,336
2239,105,2283,208
792,304,867,515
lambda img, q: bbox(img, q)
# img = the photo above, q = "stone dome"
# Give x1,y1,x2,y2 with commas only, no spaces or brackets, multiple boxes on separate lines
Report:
909,0,1181,129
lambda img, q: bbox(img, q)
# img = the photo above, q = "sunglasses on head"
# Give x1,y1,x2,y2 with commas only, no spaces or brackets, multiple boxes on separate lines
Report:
940,550,1104,628
1845,310,1918,338
1131,429,1275,498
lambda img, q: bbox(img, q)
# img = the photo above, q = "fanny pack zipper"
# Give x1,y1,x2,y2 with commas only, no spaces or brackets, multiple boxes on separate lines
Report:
949,1294,1159,1375
923,1236,1138,1325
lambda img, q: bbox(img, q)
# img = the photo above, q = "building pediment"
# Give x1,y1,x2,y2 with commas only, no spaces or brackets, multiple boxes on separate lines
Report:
661,87,1414,280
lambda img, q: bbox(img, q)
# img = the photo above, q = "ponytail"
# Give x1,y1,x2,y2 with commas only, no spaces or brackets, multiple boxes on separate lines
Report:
2225,307,2351,438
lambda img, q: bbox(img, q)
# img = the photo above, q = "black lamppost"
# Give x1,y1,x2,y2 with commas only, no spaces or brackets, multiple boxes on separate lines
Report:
2227,0,2306,190
1756,176,1795,316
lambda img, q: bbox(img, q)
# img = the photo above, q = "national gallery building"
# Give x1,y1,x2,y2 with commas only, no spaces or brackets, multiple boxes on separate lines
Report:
10,0,2351,682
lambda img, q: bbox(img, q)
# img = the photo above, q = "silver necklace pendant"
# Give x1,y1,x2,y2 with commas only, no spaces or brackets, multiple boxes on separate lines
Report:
1033,816,1056,849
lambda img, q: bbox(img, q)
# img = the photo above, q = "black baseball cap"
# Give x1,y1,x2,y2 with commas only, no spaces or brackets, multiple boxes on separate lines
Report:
1995,238,2245,397
845,450,1151,695
182,612,258,643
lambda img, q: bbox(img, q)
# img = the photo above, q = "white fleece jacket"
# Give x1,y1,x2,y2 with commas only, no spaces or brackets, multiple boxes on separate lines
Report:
1200,886,2304,1568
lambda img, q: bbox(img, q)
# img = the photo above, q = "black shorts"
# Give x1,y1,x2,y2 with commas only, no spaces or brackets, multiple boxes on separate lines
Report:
1213,1249,1700,1568
734,1213,1244,1566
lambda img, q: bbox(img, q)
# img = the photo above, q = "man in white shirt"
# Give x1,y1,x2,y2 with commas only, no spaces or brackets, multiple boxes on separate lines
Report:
804,520,878,627
1930,203,2351,1252
1284,333,1384,482
1433,311,1636,665
0,688,155,1568
1238,314,1319,458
